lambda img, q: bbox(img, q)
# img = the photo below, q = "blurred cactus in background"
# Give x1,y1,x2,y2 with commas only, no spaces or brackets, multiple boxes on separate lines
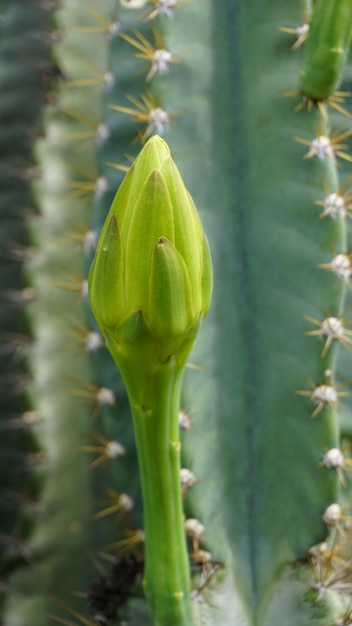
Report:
2,1,352,625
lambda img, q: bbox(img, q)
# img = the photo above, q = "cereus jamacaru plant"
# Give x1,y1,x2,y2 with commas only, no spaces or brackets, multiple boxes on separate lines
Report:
88,135,213,626
5,0,352,625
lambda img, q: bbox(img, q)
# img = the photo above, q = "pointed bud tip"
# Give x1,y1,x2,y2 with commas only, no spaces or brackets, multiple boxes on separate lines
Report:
139,135,170,167
147,134,170,152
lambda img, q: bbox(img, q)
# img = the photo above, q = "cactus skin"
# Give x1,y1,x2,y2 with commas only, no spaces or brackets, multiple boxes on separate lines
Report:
156,2,347,622
0,0,54,600
0,1,135,623
2,1,352,626
299,0,352,101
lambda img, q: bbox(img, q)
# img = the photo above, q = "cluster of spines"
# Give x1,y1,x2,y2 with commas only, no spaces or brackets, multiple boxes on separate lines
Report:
282,9,352,624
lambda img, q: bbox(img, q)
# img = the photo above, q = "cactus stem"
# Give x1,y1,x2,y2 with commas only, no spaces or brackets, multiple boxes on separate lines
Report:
106,340,193,625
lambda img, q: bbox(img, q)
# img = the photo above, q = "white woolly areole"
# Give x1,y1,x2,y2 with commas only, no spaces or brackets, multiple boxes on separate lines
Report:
185,518,205,539
119,493,134,511
120,0,149,7
96,387,115,406
311,135,334,160
323,448,344,469
321,317,344,339
312,385,338,406
84,230,99,254
180,468,197,489
23,411,42,425
194,549,212,564
322,503,341,524
109,21,120,37
324,193,347,219
155,0,178,16
95,123,110,145
103,72,115,88
153,49,173,72
178,409,192,430
134,529,145,543
85,331,103,351
81,280,89,299
106,440,125,459
147,107,170,136
94,176,109,198
308,541,328,559
331,253,351,278
297,23,309,37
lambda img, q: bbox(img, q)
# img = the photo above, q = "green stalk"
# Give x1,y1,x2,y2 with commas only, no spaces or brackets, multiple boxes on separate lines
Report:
124,356,192,626
88,136,212,625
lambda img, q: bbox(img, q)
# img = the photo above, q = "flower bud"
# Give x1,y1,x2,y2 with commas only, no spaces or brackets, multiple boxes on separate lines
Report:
88,135,212,364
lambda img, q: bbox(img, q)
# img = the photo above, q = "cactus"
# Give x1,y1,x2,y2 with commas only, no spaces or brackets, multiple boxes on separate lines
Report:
2,0,352,625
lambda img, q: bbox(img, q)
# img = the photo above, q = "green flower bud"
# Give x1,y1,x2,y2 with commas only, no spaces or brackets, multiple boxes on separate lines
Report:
88,135,213,365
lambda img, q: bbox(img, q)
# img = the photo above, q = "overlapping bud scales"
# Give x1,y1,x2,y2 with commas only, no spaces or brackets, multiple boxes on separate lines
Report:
88,136,212,361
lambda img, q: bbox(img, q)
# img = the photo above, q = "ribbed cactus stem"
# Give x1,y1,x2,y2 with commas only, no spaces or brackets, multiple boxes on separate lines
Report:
107,341,192,625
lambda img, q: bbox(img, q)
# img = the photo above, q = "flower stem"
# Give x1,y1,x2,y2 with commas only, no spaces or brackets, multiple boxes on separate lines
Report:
108,341,193,626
